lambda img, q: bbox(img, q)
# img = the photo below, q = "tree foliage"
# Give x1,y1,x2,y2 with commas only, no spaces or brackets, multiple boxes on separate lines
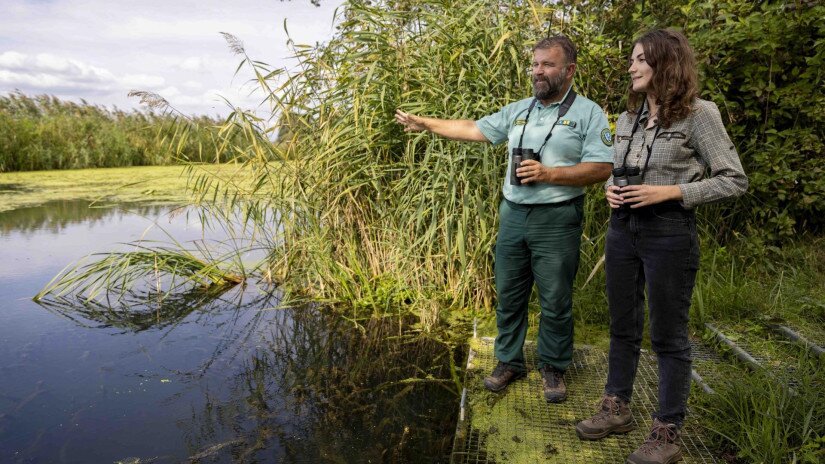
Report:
553,0,825,240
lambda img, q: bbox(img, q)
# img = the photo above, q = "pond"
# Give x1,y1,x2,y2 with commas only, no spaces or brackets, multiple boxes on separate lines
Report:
0,200,459,463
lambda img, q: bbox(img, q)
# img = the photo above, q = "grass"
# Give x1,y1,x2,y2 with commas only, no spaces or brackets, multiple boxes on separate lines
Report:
0,93,241,172
34,244,245,302
696,356,824,463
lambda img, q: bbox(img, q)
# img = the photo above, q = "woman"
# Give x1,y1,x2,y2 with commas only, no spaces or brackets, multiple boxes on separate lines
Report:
575,29,747,464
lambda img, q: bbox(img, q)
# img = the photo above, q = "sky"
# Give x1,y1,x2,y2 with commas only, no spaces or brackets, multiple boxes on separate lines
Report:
0,0,344,117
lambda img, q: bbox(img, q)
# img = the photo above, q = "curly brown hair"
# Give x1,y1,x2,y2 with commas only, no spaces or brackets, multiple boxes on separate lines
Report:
627,29,698,128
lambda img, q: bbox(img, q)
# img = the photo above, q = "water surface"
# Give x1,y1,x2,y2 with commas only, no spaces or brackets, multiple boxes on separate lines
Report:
0,200,457,463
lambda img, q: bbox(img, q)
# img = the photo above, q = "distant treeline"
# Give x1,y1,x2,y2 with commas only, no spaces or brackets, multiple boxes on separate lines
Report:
0,93,240,172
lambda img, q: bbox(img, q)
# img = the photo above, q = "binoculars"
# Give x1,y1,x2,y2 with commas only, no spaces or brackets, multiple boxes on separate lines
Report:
510,148,540,186
612,166,642,187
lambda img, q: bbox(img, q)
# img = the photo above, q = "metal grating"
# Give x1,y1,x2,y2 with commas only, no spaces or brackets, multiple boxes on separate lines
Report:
450,338,717,464
710,324,816,391
690,338,722,364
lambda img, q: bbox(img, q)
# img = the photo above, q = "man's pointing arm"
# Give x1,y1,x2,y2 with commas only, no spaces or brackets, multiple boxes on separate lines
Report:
395,109,489,142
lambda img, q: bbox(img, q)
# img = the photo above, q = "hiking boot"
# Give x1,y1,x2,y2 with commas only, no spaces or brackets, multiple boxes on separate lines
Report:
626,419,682,464
540,365,567,403
483,361,525,392
576,394,635,440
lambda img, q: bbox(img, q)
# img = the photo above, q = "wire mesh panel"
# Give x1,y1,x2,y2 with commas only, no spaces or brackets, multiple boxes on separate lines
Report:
709,323,822,391
451,338,717,464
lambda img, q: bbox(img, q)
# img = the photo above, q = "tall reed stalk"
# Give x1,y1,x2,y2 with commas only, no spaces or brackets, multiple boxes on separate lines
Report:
188,0,607,325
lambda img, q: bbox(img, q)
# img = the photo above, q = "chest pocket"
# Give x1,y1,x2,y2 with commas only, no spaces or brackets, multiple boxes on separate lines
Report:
658,131,687,141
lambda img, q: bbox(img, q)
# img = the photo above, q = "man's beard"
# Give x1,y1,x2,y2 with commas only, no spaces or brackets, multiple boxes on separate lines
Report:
533,73,565,100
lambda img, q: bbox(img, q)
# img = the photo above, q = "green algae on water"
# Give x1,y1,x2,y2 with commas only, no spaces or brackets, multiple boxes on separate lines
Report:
0,164,250,212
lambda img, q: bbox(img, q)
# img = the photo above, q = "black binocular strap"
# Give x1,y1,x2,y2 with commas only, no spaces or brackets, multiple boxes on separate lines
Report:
619,99,661,182
516,88,578,154
620,101,646,168
516,99,539,151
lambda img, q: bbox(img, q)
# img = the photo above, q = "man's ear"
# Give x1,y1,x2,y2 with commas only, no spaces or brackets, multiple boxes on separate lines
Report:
566,63,577,80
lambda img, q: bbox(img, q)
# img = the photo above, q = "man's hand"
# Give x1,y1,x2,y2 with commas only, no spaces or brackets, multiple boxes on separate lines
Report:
393,109,488,142
395,109,428,132
615,184,683,208
516,159,552,184
516,160,612,187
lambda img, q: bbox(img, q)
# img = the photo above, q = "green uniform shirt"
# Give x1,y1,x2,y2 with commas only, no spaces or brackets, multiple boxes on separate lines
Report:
475,87,613,204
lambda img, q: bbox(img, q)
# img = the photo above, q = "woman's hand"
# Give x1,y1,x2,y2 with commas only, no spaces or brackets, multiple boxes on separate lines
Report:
606,185,624,208
617,185,683,208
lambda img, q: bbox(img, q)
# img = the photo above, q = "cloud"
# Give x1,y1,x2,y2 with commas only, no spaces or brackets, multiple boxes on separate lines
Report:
0,0,344,115
0,51,168,97
1,52,114,83
179,57,204,71
121,73,166,88
0,51,27,69
106,17,262,42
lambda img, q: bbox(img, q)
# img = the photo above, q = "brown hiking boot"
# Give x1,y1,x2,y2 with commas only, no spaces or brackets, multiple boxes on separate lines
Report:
483,361,525,392
576,394,635,440
626,419,682,464
540,365,567,403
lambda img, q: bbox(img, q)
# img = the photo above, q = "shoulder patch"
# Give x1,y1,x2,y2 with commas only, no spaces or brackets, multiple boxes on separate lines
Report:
600,128,613,146
514,119,527,126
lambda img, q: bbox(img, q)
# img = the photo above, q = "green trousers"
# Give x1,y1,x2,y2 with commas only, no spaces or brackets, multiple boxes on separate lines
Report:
494,197,583,372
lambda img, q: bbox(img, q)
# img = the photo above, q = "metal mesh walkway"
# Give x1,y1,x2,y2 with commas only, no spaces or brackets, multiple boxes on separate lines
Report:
450,338,717,463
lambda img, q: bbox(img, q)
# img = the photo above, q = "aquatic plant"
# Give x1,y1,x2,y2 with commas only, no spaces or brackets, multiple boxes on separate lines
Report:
182,0,574,325
0,92,242,172
34,224,250,302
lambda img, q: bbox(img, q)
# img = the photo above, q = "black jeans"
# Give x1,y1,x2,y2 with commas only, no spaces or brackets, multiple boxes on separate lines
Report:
604,203,699,427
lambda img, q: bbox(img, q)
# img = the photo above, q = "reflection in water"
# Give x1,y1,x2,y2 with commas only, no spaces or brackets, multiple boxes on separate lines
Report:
37,285,240,332
0,199,172,235
180,306,460,463
39,287,459,463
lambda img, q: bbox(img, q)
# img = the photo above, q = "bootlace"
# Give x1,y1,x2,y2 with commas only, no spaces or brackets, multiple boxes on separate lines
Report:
541,366,562,387
591,395,622,424
638,420,678,455
491,362,509,377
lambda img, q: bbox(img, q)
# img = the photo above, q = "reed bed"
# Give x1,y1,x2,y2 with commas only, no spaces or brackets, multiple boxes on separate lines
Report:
182,0,583,326
0,92,240,172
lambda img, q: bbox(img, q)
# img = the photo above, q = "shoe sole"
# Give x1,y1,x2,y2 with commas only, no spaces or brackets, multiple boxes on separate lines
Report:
483,372,526,392
626,450,682,464
544,393,567,403
575,423,636,440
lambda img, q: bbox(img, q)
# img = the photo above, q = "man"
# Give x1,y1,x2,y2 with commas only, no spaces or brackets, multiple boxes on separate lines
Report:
395,35,612,403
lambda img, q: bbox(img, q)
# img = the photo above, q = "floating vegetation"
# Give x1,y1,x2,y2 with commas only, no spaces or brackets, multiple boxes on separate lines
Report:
34,243,246,302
